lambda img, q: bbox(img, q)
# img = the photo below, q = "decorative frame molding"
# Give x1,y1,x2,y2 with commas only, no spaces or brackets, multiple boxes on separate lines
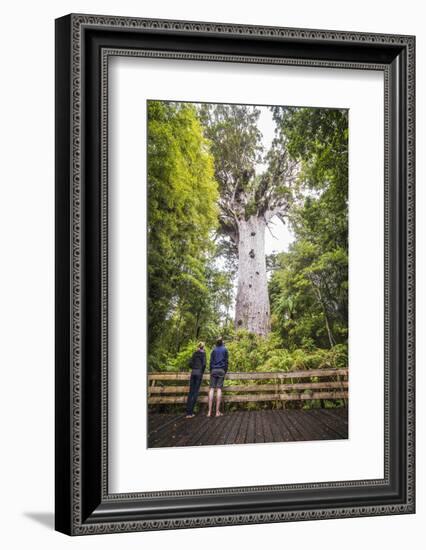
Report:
55,14,415,535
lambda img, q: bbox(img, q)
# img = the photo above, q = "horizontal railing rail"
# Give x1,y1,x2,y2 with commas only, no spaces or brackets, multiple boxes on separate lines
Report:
148,368,348,405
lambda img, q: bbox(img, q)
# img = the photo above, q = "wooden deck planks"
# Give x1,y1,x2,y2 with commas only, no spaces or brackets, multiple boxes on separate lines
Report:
292,409,344,440
309,408,348,438
148,408,348,448
260,410,274,443
213,415,236,445
224,412,245,445
276,410,304,440
252,411,263,443
235,410,250,444
245,412,256,444
326,407,348,420
185,416,215,446
268,410,287,442
148,414,187,447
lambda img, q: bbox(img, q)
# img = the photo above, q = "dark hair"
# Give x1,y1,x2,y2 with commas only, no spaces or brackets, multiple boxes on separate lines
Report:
216,337,223,347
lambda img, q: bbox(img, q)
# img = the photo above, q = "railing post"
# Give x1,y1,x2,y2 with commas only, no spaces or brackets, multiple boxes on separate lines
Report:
337,371,347,407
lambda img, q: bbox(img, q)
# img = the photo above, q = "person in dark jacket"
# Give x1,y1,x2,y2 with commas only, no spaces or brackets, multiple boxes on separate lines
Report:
185,342,207,418
207,337,229,417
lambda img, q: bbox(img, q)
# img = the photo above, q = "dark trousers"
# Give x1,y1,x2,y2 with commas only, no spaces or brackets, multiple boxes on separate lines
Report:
186,370,203,415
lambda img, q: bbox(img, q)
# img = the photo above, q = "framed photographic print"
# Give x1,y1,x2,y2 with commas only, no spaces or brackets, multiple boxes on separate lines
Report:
55,14,415,535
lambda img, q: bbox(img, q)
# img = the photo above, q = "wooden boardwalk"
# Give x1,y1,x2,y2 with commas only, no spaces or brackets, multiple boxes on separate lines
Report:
148,408,348,448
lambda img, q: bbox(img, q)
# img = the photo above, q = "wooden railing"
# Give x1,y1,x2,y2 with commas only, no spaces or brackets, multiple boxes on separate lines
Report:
148,368,348,405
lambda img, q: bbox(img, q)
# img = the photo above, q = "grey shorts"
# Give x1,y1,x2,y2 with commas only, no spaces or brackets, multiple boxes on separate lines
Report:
210,368,226,389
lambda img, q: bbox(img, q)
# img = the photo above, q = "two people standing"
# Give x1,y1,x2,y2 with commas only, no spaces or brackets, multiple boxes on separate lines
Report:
185,338,229,418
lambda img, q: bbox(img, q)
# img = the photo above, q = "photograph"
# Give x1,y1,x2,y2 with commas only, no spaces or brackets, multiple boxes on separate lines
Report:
147,100,349,448
52,11,415,536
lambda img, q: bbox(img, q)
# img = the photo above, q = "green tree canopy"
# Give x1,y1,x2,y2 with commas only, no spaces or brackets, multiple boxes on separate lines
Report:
147,101,219,353
269,107,348,349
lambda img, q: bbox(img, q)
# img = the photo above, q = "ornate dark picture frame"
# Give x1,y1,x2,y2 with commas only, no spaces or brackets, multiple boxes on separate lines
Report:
55,13,415,535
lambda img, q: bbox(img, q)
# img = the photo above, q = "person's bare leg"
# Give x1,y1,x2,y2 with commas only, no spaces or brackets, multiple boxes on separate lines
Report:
207,388,214,417
215,388,223,416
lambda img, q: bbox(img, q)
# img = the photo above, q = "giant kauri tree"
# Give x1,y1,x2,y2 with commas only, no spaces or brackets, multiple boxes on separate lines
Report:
199,104,299,336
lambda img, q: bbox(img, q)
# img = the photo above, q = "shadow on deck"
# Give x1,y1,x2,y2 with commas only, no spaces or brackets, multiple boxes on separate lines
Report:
148,408,348,448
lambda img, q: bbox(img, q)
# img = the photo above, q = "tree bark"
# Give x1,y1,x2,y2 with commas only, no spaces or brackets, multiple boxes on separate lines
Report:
235,215,270,336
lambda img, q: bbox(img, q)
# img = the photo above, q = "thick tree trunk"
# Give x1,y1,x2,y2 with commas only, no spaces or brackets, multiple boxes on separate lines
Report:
235,215,270,336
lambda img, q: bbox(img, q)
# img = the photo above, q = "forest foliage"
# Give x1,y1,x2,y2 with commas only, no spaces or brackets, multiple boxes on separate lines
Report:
147,100,348,387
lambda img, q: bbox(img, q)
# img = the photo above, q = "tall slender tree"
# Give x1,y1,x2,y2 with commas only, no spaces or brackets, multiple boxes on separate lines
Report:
200,104,299,335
